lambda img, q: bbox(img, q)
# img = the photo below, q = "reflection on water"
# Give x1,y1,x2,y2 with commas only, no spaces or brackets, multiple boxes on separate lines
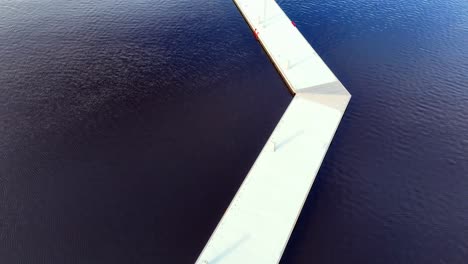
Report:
0,0,467,263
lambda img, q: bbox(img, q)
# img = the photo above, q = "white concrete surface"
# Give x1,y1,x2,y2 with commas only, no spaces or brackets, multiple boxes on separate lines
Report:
196,0,351,263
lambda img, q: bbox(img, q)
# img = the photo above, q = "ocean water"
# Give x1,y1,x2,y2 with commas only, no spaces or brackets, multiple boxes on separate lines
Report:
0,0,467,263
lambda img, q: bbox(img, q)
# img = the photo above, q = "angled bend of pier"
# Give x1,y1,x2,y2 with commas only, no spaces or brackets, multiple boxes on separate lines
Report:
197,1,351,263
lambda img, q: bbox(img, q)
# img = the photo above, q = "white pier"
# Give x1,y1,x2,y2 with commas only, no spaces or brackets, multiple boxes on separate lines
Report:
196,0,351,263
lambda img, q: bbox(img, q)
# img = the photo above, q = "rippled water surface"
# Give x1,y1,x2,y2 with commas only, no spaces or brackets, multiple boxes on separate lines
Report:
1,0,467,263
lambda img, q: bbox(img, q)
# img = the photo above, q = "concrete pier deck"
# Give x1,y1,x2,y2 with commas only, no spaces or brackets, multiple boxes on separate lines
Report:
196,1,351,263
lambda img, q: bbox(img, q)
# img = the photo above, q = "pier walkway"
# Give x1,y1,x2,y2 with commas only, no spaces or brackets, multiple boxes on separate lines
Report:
196,1,351,263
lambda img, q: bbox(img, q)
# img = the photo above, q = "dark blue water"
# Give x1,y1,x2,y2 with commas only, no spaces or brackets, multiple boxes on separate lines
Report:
0,0,467,263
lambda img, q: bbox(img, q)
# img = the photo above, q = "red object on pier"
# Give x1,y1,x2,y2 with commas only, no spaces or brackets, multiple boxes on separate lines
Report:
253,28,260,40
291,21,296,27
